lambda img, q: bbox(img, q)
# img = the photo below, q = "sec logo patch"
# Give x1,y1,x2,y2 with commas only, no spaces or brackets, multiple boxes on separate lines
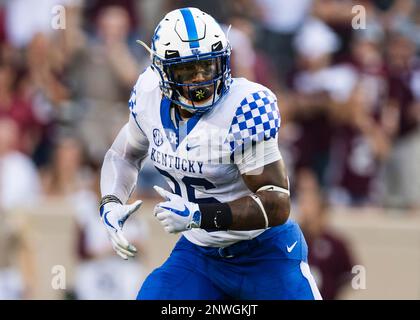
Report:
153,128,164,146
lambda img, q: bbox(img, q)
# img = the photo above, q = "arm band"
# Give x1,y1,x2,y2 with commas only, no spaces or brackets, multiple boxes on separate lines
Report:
99,195,123,216
248,194,269,229
257,184,290,196
198,203,233,230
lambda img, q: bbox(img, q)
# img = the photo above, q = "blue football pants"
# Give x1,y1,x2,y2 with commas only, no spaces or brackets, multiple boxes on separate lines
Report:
137,220,322,300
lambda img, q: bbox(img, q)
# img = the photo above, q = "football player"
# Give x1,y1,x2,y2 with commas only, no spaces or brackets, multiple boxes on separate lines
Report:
99,7,321,300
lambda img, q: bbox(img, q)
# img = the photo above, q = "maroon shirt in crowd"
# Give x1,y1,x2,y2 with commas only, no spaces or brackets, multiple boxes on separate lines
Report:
386,61,420,139
329,125,378,204
0,96,41,154
306,230,354,300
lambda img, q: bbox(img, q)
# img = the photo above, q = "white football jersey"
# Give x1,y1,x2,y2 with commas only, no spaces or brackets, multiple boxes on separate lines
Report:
129,67,282,247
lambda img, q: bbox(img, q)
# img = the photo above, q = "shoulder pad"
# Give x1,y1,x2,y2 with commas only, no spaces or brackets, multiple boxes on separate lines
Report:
128,66,160,114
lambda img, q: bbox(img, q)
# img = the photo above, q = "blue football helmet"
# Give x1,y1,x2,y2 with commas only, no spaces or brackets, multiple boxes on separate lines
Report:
138,7,232,114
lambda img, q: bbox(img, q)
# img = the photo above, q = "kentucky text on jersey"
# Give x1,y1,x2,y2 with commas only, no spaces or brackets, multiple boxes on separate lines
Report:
151,147,204,174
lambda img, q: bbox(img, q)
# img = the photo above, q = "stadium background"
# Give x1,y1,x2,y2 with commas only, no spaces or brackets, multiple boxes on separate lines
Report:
0,0,419,300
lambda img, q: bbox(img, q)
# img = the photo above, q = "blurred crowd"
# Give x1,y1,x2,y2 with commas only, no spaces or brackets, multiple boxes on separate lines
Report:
0,0,419,300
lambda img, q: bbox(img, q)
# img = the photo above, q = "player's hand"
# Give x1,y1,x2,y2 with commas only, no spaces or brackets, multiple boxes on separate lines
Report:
153,186,201,234
100,200,142,260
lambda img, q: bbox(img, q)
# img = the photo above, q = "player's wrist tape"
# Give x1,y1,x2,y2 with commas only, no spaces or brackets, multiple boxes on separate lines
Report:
99,195,123,216
198,203,233,230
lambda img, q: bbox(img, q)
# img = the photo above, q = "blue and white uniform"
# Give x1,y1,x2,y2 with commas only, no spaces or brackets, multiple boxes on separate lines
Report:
100,7,321,300
101,68,321,299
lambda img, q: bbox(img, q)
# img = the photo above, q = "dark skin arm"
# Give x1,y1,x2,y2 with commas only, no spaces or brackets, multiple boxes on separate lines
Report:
227,159,290,230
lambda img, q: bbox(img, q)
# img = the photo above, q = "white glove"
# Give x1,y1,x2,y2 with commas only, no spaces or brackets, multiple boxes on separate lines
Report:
153,186,201,234
100,200,142,260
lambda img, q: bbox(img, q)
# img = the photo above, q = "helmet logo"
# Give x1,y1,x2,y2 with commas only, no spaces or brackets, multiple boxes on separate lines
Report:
195,89,206,100
189,87,211,102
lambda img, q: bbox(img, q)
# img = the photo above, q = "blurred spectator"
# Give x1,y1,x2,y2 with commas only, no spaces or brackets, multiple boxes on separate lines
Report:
24,32,71,165
0,61,42,156
0,118,41,211
311,0,356,60
295,169,355,300
166,0,263,25
226,16,281,90
40,135,93,197
381,30,420,209
5,0,80,48
374,0,420,47
255,0,313,83
0,209,22,300
65,5,143,165
0,118,40,300
287,18,356,186
166,0,230,24
328,82,390,206
83,0,140,34
327,33,391,206
40,135,149,299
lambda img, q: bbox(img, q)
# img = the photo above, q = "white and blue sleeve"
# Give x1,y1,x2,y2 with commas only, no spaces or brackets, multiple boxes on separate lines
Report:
226,89,282,174
100,87,150,203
